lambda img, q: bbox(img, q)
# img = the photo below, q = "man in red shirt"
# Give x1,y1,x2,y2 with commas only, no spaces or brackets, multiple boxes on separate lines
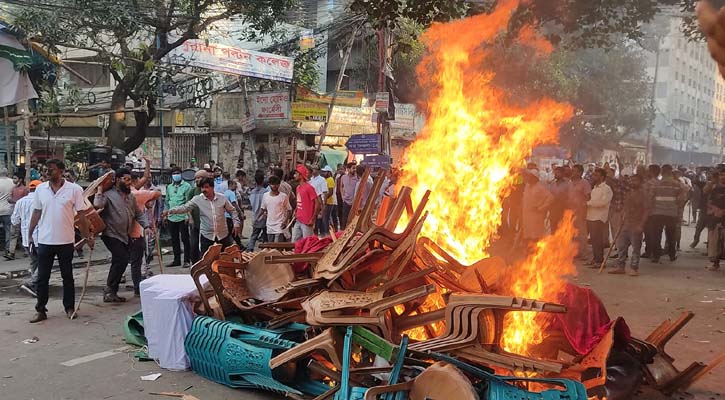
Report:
292,164,320,242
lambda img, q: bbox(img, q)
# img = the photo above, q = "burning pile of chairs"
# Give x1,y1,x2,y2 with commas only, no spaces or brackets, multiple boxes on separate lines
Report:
184,169,723,400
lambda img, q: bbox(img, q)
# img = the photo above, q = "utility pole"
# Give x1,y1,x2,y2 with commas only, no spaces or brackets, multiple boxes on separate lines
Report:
157,34,165,170
316,23,361,158
376,28,393,158
645,39,660,166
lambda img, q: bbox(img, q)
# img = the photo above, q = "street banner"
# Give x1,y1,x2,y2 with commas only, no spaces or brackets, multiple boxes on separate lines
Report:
299,30,315,50
291,102,328,122
251,91,290,120
346,134,381,154
297,86,364,107
167,39,294,82
329,106,376,128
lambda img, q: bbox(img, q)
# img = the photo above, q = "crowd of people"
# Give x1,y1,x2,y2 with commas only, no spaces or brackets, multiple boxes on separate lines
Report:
8,157,391,323
506,160,725,276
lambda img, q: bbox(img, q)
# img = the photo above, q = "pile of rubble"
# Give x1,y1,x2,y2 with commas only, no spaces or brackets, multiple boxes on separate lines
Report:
184,169,723,400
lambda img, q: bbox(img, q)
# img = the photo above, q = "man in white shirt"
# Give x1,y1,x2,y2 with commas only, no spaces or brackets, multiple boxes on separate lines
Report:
586,168,614,267
12,180,41,297
28,159,94,323
260,176,292,242
0,167,15,258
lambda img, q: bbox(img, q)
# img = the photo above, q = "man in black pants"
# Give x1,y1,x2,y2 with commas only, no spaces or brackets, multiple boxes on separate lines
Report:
94,168,149,302
164,167,192,267
163,178,241,256
27,159,94,323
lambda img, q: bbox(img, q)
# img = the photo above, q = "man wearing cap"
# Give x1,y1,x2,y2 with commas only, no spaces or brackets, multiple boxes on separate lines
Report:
521,167,554,244
12,180,41,297
292,165,320,241
164,167,192,267
321,165,338,235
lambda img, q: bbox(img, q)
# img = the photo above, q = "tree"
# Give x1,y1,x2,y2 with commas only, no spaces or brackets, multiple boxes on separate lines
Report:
10,0,293,153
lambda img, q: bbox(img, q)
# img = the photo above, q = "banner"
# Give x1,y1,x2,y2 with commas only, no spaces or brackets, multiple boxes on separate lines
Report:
251,92,290,120
291,102,328,122
297,86,364,107
389,103,416,130
167,39,294,82
329,106,376,128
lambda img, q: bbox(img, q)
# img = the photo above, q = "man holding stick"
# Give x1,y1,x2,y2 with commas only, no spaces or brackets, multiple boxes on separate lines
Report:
28,159,94,323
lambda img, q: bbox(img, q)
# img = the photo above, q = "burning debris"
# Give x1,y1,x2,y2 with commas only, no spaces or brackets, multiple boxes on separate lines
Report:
179,2,722,399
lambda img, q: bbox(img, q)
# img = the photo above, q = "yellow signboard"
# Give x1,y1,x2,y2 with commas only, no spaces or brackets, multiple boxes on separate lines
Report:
297,86,364,107
291,102,328,122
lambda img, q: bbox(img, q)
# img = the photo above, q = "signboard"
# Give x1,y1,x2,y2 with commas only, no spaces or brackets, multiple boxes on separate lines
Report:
297,86,364,107
329,106,376,127
362,154,391,170
251,92,290,120
291,102,328,122
167,39,294,82
299,30,315,50
241,116,256,133
345,134,381,154
375,92,389,113
389,103,416,130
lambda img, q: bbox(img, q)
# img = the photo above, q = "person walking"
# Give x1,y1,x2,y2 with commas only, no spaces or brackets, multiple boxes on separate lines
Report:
260,176,292,242
94,168,150,302
547,166,570,231
27,159,94,323
706,168,725,271
648,164,688,263
521,167,554,245
608,174,649,276
568,164,592,258
246,171,270,251
338,163,358,229
691,169,713,248
163,177,241,255
321,165,338,235
292,165,320,242
164,167,193,267
129,179,160,292
12,180,41,296
309,166,328,235
188,170,209,263
586,168,613,267
0,167,16,259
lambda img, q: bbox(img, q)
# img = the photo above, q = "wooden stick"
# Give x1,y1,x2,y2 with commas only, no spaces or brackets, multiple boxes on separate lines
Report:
70,245,94,320
152,221,164,274
599,213,626,274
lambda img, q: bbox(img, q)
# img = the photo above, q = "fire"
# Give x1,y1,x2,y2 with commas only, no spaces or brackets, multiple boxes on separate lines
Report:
398,0,577,355
399,0,573,264
500,212,578,355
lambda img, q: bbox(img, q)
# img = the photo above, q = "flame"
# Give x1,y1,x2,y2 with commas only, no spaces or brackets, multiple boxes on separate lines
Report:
399,0,573,264
398,0,577,355
500,212,578,355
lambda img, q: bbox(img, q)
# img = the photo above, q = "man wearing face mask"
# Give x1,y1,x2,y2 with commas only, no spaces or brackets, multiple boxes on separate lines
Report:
164,167,192,267
94,168,149,302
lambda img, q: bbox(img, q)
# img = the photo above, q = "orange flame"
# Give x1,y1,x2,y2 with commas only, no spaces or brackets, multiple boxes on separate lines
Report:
399,0,573,264
500,212,578,355
399,0,577,355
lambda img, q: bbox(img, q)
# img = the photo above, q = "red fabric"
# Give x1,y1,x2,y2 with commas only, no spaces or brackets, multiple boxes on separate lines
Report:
551,283,616,355
291,231,345,273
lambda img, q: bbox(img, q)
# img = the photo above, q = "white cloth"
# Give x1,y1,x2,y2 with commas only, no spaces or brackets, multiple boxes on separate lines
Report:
261,192,291,234
310,175,328,198
0,32,38,108
0,176,14,215
10,191,37,247
32,180,87,245
586,182,613,223
140,274,206,370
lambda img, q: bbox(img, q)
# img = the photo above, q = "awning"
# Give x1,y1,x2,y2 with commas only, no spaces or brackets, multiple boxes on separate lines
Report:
320,147,348,169
0,31,38,107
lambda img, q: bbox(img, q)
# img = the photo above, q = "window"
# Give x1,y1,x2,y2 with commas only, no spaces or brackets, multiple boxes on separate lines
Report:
65,61,110,88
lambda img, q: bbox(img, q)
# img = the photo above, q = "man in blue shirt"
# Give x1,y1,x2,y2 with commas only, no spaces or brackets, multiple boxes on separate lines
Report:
246,171,270,251
164,167,193,267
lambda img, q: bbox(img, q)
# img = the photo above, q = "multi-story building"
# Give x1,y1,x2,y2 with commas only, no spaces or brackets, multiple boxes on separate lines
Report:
645,11,725,165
